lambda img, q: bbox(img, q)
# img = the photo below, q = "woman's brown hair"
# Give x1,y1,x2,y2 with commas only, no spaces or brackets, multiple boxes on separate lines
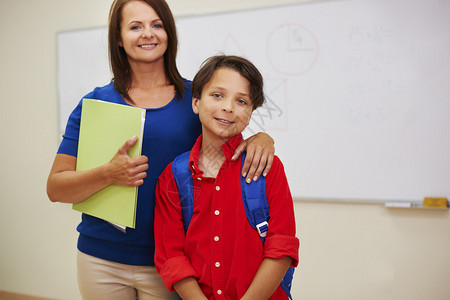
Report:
108,0,185,101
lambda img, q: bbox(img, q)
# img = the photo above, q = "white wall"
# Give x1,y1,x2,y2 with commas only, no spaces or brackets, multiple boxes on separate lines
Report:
0,0,448,299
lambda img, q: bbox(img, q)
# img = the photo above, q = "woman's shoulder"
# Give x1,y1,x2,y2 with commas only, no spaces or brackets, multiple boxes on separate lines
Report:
83,81,124,103
182,78,192,90
183,78,192,84
173,79,193,103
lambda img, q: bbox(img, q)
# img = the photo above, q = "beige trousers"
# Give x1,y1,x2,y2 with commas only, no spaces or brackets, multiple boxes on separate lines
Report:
77,251,178,300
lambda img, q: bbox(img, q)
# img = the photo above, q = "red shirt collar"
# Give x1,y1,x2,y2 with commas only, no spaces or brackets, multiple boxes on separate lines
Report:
188,134,244,177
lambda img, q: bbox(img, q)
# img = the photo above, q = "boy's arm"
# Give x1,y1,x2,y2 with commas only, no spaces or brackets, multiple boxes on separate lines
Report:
242,156,298,300
240,257,293,300
173,277,208,300
264,156,299,266
154,164,198,291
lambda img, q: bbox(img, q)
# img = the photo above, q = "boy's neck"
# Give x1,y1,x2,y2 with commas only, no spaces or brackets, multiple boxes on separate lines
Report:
198,134,229,178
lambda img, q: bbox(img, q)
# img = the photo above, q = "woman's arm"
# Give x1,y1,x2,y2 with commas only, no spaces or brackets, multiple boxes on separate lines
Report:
240,257,292,300
173,277,208,300
233,132,275,183
47,136,148,203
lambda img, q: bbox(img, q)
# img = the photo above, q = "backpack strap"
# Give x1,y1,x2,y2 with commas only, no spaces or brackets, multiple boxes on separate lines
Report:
171,151,193,234
240,153,270,242
281,267,295,300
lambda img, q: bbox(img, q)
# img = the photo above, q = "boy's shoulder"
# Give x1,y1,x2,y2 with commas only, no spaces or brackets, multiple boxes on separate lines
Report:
158,150,192,188
269,155,284,173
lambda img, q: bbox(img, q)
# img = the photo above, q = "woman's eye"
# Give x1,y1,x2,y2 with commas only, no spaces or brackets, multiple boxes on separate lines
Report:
153,23,163,29
131,25,140,30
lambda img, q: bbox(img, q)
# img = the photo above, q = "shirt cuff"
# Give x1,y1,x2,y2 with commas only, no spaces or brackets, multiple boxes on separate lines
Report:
264,234,300,267
160,256,199,291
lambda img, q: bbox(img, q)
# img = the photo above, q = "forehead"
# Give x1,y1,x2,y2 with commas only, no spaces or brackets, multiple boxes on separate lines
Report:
206,67,250,90
121,1,160,22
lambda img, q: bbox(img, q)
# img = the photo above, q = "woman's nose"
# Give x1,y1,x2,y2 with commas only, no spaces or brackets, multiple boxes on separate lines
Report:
142,27,154,38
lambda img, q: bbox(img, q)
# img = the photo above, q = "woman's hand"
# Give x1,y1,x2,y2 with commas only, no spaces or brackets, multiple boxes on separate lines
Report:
47,136,148,203
107,136,148,187
232,132,275,183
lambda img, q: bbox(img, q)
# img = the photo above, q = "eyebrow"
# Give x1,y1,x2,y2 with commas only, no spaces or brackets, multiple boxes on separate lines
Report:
209,86,250,97
127,18,162,26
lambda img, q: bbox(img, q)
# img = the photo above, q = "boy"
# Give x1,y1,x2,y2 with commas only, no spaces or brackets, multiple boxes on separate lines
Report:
154,55,299,300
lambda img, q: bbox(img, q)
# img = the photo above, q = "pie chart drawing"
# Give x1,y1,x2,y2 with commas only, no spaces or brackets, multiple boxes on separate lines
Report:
266,23,319,76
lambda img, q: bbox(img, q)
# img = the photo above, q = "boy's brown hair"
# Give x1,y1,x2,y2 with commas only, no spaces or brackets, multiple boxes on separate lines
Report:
192,55,265,110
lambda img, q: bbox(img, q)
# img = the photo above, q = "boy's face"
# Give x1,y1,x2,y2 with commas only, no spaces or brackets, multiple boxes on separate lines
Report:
193,67,253,141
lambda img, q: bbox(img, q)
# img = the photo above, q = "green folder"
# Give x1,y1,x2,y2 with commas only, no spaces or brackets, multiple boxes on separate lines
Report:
73,98,146,229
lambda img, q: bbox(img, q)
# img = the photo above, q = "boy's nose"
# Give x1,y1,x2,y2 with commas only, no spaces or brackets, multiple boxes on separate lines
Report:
221,98,234,113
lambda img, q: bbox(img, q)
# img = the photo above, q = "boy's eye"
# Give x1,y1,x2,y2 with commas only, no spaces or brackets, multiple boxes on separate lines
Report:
212,93,222,99
237,99,248,105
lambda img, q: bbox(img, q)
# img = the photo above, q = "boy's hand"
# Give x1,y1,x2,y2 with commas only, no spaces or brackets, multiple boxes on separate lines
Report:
173,277,208,300
240,257,292,300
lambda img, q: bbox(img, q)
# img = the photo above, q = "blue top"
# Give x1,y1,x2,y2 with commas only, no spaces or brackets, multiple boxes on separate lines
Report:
58,80,202,266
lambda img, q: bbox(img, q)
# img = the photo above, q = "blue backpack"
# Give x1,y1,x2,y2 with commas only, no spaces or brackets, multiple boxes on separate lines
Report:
171,151,295,299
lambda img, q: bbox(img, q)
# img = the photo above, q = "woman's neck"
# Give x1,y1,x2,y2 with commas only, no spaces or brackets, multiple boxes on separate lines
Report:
126,61,175,108
131,60,167,87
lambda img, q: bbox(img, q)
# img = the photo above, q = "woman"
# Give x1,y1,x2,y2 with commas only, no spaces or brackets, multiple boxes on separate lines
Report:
47,0,275,299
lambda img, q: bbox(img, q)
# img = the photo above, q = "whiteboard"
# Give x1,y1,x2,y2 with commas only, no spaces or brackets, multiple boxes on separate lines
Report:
57,0,450,202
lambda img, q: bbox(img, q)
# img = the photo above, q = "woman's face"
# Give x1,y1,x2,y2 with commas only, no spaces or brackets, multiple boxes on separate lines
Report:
119,0,168,67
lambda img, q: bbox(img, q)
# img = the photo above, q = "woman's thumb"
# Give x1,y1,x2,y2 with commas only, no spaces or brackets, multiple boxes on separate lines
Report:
119,136,137,154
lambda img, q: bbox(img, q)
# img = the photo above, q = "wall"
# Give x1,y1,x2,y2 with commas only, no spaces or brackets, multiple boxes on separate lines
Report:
58,0,450,203
0,0,448,299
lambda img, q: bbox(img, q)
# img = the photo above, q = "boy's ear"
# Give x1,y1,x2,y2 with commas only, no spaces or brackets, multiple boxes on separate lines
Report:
192,97,200,115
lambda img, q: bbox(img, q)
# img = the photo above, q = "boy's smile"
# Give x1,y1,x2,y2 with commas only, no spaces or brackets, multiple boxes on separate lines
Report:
192,67,254,143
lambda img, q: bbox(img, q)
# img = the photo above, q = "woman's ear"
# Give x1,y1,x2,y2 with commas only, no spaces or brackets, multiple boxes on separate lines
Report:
192,98,200,115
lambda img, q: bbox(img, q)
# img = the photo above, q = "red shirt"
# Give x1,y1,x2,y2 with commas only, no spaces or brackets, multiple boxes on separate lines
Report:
155,134,299,299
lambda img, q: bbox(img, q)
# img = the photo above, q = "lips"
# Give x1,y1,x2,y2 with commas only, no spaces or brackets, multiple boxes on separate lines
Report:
139,44,157,49
215,118,234,125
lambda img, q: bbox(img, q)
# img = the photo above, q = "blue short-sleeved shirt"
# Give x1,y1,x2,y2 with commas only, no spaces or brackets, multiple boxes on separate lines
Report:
58,80,202,265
